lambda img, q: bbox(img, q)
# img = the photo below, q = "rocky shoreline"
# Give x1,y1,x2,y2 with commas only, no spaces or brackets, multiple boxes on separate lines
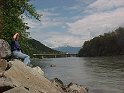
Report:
0,39,88,93
0,59,88,93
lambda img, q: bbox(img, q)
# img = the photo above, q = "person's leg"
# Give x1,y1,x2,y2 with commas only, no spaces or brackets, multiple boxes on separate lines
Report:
23,56,30,65
12,50,30,65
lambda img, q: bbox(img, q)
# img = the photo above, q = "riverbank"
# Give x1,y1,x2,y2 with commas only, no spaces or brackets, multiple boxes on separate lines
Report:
0,39,88,93
0,59,88,93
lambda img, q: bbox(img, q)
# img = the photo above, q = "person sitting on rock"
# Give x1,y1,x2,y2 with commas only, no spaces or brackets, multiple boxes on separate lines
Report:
11,33,30,65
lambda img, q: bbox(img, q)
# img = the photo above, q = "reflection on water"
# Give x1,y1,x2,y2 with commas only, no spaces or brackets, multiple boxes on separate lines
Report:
31,56,124,93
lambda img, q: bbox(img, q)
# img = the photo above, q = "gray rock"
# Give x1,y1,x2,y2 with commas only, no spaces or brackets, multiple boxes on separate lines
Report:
3,87,30,93
50,65,56,67
32,66,44,76
0,39,11,59
51,78,64,88
0,77,14,87
51,78,67,92
0,76,15,93
67,83,88,93
0,59,7,72
4,60,64,93
51,78,88,93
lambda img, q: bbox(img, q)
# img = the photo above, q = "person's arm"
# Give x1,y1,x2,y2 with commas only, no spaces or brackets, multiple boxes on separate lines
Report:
12,33,22,51
13,33,19,41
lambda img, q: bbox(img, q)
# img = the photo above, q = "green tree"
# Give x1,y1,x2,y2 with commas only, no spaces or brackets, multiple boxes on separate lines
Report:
0,0,40,42
0,0,43,56
78,27,124,57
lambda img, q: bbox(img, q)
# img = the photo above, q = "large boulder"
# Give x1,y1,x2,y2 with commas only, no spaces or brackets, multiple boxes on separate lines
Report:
0,39,11,59
4,60,64,93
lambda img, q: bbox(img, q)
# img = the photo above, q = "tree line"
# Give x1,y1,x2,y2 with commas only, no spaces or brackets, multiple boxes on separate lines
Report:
78,27,124,57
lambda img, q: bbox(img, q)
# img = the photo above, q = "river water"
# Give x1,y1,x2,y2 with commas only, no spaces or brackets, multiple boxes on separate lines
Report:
31,56,124,93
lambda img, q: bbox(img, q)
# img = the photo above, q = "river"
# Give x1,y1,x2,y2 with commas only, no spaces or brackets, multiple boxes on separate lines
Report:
31,56,124,93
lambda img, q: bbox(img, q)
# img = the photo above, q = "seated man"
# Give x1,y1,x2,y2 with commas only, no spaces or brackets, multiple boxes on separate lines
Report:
11,33,30,65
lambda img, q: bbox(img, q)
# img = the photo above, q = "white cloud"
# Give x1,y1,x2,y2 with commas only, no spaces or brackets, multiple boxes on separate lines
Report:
87,0,124,12
37,8,60,19
67,7,124,39
25,0,124,48
42,33,86,48
38,10,63,29
24,8,63,31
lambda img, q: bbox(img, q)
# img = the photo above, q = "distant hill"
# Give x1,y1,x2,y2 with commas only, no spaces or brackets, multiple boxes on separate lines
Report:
78,27,124,57
22,38,60,57
53,46,81,54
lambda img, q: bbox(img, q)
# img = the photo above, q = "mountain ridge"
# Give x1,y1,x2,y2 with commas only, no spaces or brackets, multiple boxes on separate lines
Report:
22,38,60,57
53,46,81,54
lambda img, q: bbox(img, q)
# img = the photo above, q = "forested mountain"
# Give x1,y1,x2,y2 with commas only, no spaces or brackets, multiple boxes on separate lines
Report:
54,46,81,54
78,27,124,57
21,38,60,57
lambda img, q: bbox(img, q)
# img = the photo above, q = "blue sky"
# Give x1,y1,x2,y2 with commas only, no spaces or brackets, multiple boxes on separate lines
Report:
25,0,124,48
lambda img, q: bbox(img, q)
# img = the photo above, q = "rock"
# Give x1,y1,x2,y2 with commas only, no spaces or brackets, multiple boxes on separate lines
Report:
51,78,67,92
51,78,88,93
51,78,64,88
0,59,7,73
0,76,15,93
0,76,14,87
67,83,88,93
4,60,64,93
32,66,44,76
3,87,30,93
50,65,56,67
0,59,88,93
0,39,11,59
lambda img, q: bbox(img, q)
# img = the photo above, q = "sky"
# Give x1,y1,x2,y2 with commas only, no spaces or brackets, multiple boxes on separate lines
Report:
25,0,124,48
